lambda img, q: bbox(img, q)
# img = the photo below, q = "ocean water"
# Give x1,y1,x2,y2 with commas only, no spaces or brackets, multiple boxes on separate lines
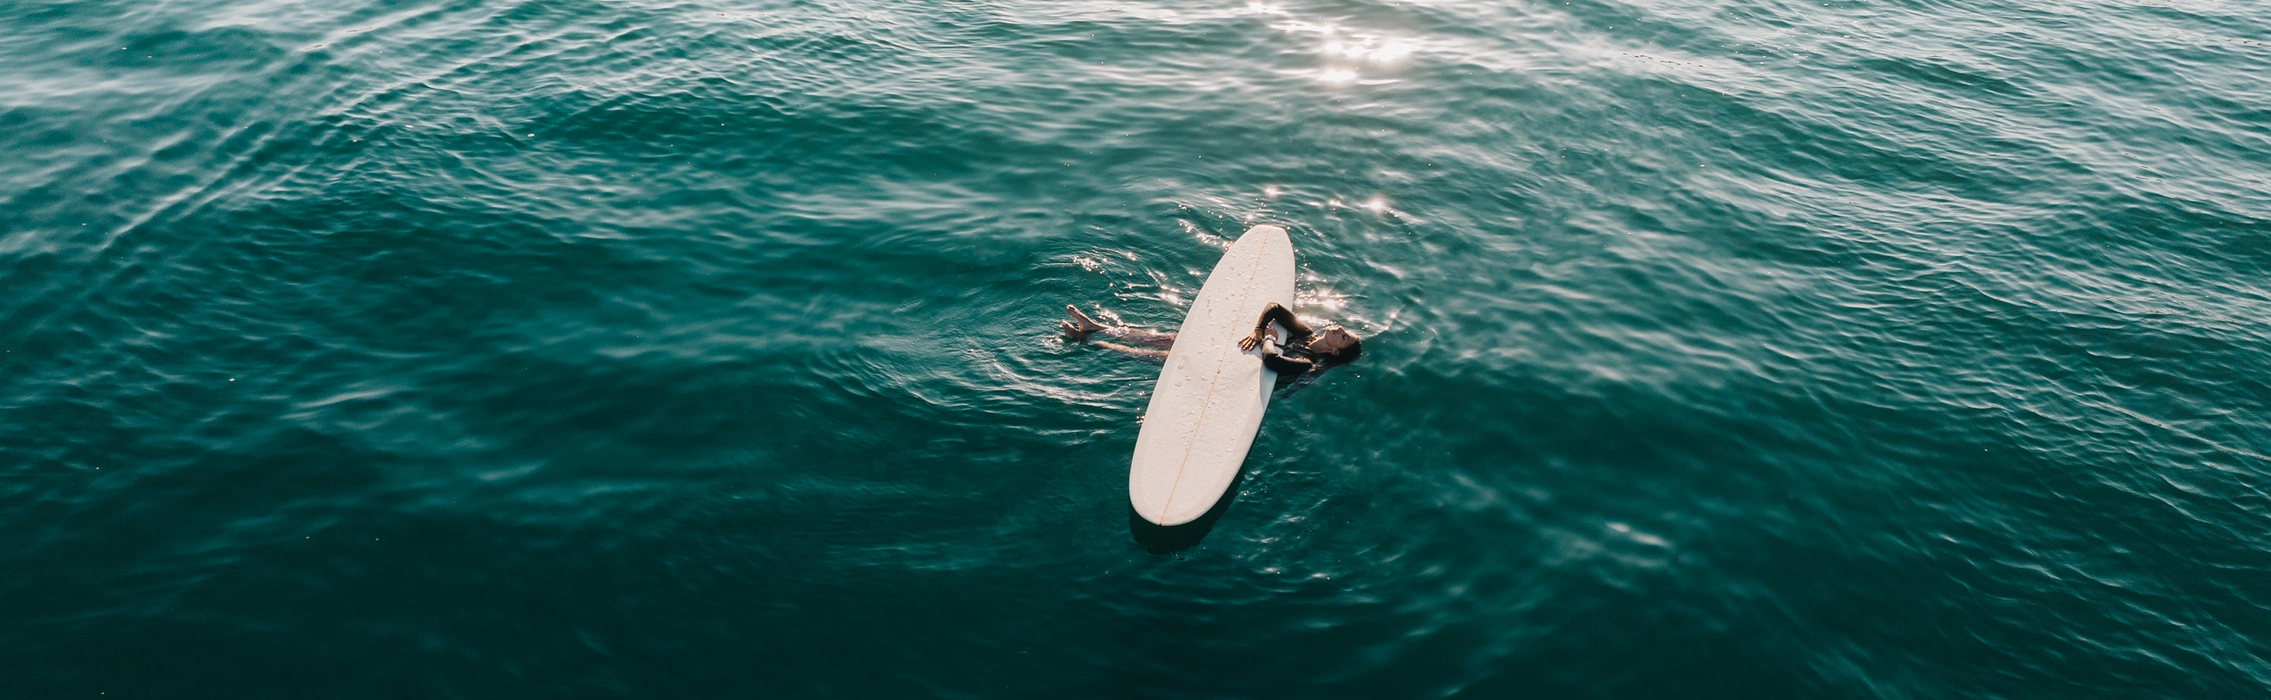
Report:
5,0,2269,696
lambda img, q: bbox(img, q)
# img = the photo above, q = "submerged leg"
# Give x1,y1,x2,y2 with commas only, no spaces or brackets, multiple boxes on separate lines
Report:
1111,328,1177,350
1064,304,1176,349
1091,341,1168,364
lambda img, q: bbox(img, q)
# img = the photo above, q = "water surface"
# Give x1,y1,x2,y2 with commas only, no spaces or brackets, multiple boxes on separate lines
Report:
4,0,2269,696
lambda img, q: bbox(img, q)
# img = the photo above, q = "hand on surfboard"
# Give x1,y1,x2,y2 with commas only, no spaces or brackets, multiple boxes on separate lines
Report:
1236,327,1273,352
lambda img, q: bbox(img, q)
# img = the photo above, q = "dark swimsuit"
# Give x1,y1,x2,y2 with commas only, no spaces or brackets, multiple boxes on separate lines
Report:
1246,302,1339,397
1261,337,1320,376
1261,334,1333,398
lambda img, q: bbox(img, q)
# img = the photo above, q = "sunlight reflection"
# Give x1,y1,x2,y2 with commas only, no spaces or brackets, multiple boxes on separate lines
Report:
1326,38,1412,64
1274,10,1416,84
1297,281,1351,312
1271,21,1336,36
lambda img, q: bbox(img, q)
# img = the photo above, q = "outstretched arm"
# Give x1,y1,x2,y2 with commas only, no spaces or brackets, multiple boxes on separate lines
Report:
1239,303,1313,351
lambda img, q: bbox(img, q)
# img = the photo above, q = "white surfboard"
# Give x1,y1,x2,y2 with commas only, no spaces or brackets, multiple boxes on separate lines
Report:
1129,224,1297,526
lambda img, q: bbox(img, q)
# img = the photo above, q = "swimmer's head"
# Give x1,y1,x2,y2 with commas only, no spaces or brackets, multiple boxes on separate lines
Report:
1309,325,1363,365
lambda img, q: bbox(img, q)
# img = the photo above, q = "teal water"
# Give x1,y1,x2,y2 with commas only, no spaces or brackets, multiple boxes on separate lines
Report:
5,0,2269,696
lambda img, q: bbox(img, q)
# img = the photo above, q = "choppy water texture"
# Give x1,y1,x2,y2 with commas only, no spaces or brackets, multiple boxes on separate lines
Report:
5,0,2270,696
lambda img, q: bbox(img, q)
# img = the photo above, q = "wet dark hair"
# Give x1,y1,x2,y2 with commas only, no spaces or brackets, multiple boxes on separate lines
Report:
1322,334,1362,366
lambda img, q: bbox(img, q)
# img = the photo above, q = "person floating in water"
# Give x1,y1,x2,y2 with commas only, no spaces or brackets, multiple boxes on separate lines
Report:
1058,303,1362,392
